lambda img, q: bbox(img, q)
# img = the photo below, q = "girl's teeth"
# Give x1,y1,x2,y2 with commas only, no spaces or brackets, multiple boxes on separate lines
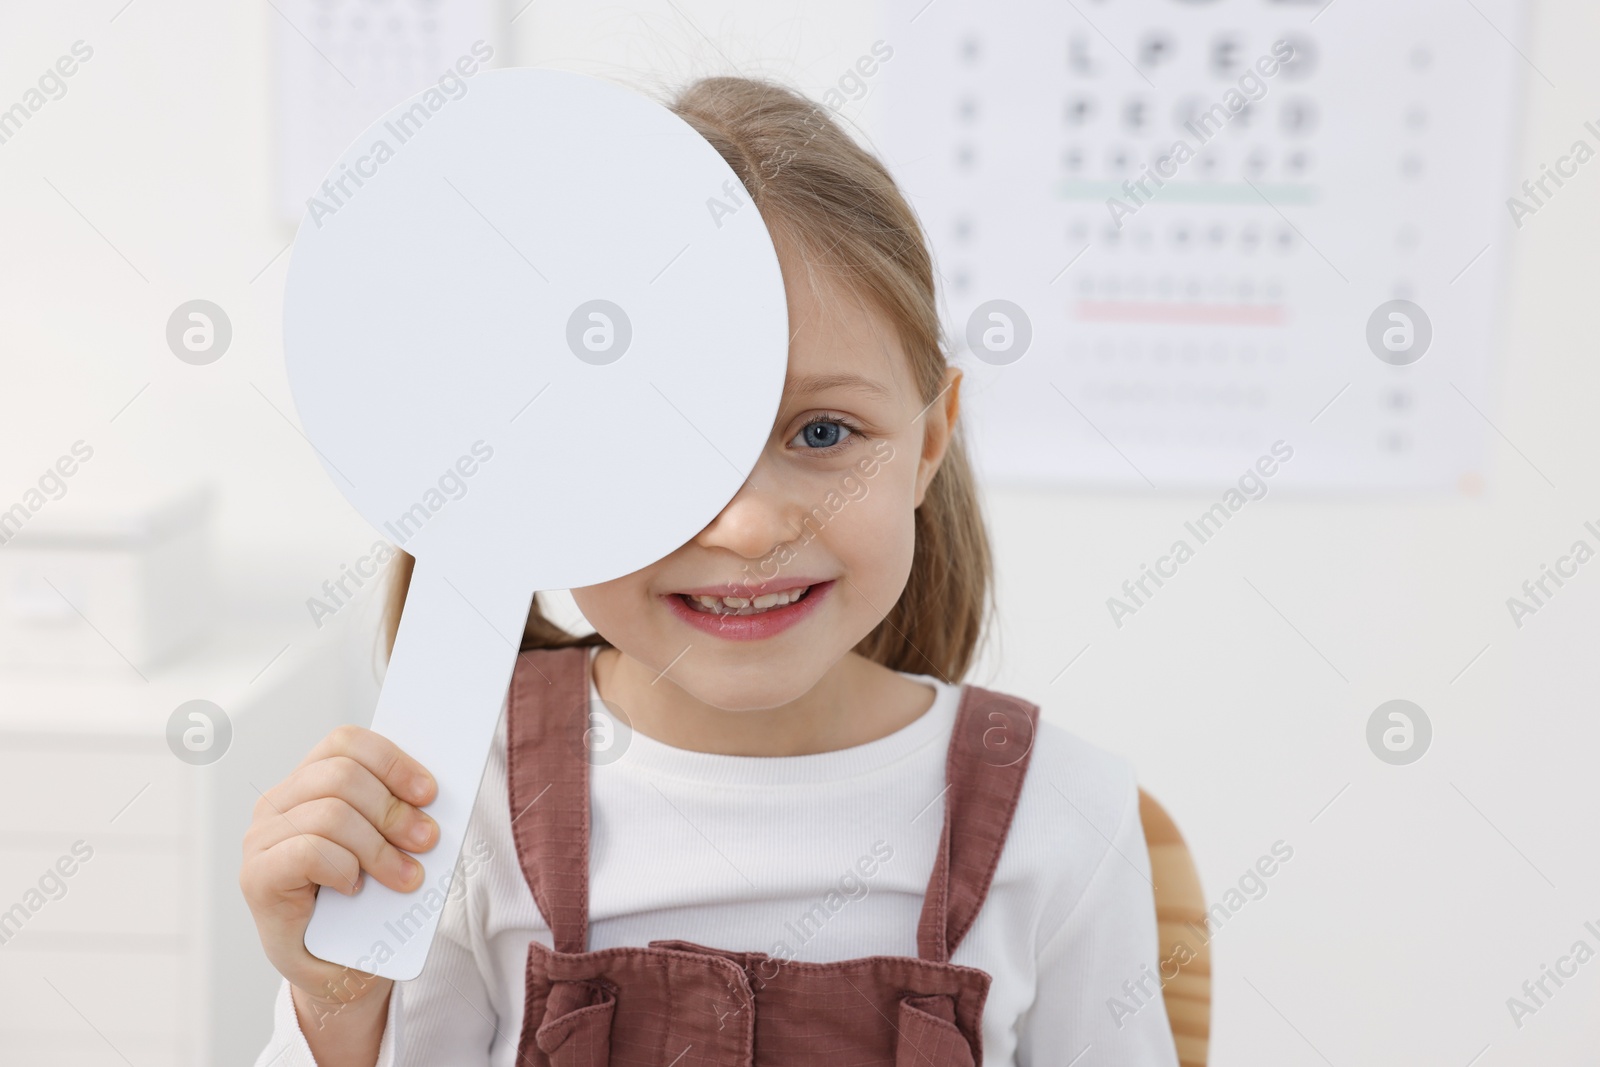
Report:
687,586,810,615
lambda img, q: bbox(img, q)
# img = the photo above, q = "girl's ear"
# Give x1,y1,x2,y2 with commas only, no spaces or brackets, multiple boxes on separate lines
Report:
914,366,962,508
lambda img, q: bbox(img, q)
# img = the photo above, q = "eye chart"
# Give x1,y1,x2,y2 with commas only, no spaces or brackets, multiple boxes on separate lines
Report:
274,0,504,225
877,0,1526,492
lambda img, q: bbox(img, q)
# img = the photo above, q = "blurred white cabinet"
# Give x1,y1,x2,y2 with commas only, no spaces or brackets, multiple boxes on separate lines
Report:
0,603,381,1065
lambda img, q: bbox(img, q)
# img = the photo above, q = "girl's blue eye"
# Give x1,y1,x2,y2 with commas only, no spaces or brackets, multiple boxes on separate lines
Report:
792,416,858,452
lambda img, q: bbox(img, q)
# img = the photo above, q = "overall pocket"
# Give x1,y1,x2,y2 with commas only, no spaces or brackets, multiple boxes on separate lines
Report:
895,991,978,1067
534,978,618,1064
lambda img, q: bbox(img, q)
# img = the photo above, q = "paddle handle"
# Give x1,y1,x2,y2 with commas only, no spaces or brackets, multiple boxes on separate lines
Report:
304,557,535,981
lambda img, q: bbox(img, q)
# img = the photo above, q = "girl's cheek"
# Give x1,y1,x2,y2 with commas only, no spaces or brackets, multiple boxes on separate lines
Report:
838,493,914,565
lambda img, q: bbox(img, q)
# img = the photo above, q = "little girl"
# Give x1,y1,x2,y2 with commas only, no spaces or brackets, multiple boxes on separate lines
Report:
245,75,1179,1067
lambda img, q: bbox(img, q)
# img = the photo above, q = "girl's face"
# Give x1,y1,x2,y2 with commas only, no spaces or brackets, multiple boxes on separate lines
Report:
570,234,960,712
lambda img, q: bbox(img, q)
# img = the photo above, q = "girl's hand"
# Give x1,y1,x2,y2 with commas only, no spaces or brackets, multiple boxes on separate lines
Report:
239,725,438,1044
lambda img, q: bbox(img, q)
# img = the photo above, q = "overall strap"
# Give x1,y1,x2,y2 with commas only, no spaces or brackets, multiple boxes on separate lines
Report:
916,682,1040,963
506,644,594,955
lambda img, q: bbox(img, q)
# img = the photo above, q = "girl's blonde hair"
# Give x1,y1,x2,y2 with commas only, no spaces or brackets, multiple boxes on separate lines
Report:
382,75,994,683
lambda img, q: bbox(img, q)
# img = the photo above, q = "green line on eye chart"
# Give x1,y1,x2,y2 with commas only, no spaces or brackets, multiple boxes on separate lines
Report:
1056,180,1318,205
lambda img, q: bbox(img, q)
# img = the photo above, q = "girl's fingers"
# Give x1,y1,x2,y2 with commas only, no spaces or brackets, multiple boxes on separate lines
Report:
297,724,436,808
243,833,364,906
254,797,425,895
254,755,437,856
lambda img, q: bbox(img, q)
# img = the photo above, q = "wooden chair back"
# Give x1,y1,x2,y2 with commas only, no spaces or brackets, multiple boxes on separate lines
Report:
1138,789,1210,1067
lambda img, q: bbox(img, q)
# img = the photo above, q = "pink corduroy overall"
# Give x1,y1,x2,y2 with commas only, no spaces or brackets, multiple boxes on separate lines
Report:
505,645,1040,1066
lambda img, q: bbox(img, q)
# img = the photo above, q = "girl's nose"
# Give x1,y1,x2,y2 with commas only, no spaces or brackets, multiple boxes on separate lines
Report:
693,460,804,561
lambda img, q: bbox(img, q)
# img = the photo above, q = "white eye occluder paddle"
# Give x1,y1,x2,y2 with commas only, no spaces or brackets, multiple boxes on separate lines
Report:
281,67,789,981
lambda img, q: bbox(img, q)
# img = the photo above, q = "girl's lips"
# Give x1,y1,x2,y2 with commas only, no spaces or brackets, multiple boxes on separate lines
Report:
670,578,827,598
662,580,834,642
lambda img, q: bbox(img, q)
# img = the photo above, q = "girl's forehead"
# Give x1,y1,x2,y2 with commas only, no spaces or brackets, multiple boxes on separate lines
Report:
781,311,910,407
780,369,898,408
775,237,915,407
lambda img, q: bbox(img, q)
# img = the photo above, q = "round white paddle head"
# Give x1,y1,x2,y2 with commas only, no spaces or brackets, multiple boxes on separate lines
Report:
283,67,788,593
282,67,789,980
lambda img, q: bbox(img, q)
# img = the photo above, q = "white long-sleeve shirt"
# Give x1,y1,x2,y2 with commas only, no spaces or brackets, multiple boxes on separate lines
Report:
256,648,1179,1066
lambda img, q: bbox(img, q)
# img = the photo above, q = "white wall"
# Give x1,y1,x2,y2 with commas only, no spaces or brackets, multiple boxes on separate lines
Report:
1,1,1596,1064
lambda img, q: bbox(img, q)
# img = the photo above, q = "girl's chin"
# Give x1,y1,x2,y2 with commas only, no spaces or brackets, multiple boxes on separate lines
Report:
622,649,831,712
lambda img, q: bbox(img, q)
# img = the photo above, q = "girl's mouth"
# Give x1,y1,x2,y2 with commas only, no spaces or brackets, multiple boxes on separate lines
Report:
662,579,834,641
682,584,814,616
